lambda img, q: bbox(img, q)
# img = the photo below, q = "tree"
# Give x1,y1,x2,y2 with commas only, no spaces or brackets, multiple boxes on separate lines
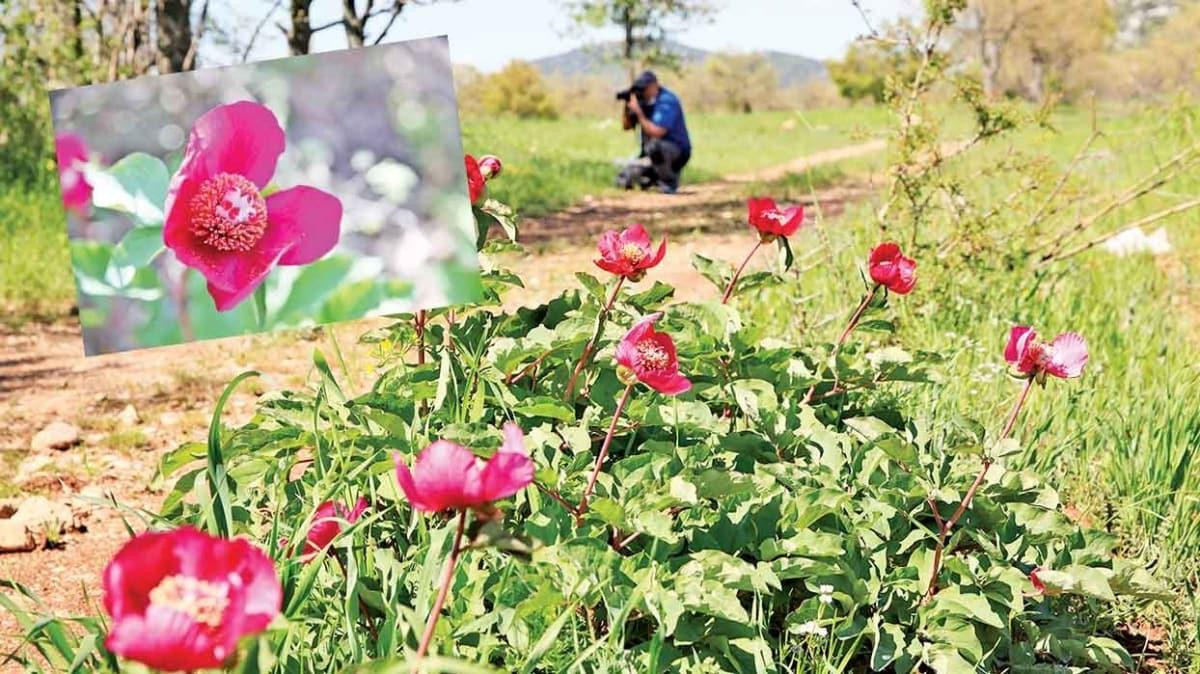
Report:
827,35,919,104
480,61,559,119
698,52,778,113
954,0,1114,101
565,0,717,74
277,0,450,55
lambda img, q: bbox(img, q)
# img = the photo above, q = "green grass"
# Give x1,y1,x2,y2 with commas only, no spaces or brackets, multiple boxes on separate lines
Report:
0,182,73,322
462,106,897,216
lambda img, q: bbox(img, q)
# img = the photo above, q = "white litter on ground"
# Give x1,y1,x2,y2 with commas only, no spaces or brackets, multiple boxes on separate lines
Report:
1101,227,1172,257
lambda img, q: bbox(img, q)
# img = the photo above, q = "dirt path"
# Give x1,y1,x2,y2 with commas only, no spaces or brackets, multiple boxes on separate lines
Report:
516,139,886,246
0,141,886,655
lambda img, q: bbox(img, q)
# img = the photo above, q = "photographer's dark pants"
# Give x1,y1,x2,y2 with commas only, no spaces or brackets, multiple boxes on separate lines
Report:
645,138,690,190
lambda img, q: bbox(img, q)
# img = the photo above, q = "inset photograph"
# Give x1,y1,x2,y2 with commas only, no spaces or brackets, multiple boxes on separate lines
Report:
50,36,480,355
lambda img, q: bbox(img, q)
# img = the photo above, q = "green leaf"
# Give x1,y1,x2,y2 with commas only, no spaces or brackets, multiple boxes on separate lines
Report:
776,234,794,272
575,272,608,304
871,618,906,670
512,397,575,422
690,253,733,291
929,586,1005,629
108,226,165,286
205,371,259,538
87,152,170,225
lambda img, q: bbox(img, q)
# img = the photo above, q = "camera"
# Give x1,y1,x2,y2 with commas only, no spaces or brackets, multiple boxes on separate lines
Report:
615,86,644,103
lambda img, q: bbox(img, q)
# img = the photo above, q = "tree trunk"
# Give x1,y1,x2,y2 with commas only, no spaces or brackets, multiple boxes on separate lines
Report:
343,0,367,48
981,39,1002,99
288,0,314,54
155,0,192,73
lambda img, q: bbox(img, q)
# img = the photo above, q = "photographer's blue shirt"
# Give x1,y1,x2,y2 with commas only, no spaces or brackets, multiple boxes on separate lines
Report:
648,87,691,152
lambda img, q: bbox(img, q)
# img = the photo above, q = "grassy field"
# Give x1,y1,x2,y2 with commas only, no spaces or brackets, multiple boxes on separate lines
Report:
0,181,73,322
462,106,899,216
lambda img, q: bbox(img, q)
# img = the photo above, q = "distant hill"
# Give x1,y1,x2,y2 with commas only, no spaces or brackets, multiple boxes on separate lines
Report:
529,40,827,88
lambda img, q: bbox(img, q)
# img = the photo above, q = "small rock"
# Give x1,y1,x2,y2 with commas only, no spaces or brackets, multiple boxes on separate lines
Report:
117,404,141,427
0,520,35,553
12,495,76,533
0,498,18,518
159,411,182,427
31,421,81,452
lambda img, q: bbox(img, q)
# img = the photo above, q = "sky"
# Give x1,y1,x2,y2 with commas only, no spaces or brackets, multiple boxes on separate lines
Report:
241,0,919,72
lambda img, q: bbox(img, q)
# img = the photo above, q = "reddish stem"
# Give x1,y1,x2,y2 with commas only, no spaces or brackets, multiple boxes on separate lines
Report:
577,383,635,519
415,310,427,366
802,284,880,404
565,277,625,400
721,240,763,304
835,284,880,352
414,509,468,667
925,376,1036,600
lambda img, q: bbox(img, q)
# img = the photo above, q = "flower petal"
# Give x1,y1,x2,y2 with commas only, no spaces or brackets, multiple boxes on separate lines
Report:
645,238,668,269
397,441,481,513
186,101,286,188
1004,326,1036,365
623,223,652,249
1047,332,1088,378
265,186,343,266
642,370,692,395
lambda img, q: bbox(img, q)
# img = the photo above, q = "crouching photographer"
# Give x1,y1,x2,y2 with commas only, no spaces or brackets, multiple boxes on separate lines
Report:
615,71,692,194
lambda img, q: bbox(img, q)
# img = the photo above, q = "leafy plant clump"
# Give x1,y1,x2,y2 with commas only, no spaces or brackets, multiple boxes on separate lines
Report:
5,181,1167,674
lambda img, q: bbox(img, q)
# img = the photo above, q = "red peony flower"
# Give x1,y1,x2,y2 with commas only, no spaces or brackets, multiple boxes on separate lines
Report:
868,242,917,295
594,223,667,281
1004,326,1088,380
615,313,691,395
747,197,805,242
395,423,534,514
478,155,503,180
55,133,92,215
465,154,486,205
301,497,368,561
102,526,281,672
163,101,342,312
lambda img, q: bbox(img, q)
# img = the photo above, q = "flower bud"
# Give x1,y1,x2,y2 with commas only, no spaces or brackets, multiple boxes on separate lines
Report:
479,155,503,181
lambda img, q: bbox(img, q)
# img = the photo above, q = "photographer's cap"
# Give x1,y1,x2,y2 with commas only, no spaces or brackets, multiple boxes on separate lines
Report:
632,70,658,90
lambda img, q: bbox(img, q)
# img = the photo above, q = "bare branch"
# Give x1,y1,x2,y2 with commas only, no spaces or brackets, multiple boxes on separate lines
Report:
243,0,284,62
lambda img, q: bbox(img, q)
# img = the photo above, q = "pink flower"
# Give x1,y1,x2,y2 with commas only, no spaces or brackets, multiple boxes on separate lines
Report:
868,242,917,295
1004,326,1088,379
478,155,503,180
615,313,691,395
395,423,534,514
163,101,342,312
301,498,368,561
102,527,281,672
55,133,92,215
594,224,667,281
465,154,486,205
747,197,805,242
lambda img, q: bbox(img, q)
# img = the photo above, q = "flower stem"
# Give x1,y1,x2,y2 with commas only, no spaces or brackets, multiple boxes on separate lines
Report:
925,376,1036,600
835,284,880,353
414,509,468,667
802,284,880,404
577,383,635,520
415,310,427,366
721,240,763,304
565,277,625,400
